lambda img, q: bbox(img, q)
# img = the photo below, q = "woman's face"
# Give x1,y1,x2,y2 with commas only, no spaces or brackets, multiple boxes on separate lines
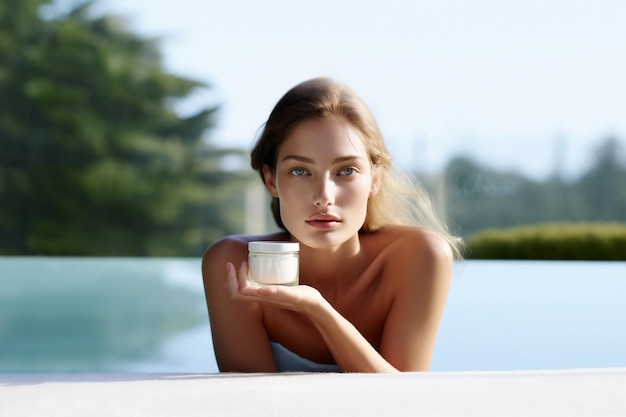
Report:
263,119,380,250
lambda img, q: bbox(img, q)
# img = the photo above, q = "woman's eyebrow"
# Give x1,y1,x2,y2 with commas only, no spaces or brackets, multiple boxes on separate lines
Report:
281,155,313,163
333,155,365,164
281,155,365,163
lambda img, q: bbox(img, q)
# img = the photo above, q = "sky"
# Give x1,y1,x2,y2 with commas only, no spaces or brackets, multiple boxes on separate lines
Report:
96,0,626,179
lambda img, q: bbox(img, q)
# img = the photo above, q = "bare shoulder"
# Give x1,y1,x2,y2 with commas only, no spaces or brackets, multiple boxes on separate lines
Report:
202,234,247,263
202,232,289,267
369,226,454,266
363,226,454,293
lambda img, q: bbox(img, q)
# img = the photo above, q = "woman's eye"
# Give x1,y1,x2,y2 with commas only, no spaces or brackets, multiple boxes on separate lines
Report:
338,167,356,176
290,167,307,176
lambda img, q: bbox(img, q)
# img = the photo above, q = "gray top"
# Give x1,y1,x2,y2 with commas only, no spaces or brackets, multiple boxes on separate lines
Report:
270,341,341,373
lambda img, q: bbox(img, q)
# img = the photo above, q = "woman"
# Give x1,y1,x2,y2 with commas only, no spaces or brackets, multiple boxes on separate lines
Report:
202,77,462,373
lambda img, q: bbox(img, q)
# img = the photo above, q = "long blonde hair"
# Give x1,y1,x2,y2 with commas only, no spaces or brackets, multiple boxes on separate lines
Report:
250,77,463,257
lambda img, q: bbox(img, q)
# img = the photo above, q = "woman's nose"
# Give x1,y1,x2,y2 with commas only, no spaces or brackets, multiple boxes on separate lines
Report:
313,176,335,207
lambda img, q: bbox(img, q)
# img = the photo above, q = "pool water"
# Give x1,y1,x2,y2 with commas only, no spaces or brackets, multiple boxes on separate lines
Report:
1,258,624,372
433,260,626,371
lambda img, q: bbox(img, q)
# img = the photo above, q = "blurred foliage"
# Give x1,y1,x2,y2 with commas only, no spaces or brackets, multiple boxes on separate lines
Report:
0,0,252,256
423,137,626,238
466,222,626,260
2,1,624,257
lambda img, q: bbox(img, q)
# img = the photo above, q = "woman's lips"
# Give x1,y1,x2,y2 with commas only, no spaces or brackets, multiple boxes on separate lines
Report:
306,213,341,229
306,219,340,229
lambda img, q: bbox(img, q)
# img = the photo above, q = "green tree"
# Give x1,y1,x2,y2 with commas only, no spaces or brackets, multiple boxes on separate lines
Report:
439,156,532,235
0,0,251,256
576,137,626,220
419,136,626,237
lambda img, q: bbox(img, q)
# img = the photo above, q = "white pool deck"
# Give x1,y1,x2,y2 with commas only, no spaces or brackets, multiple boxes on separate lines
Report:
1,368,625,416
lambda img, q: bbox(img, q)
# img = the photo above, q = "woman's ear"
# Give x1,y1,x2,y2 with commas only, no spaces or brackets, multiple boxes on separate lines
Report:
369,165,382,199
262,165,279,198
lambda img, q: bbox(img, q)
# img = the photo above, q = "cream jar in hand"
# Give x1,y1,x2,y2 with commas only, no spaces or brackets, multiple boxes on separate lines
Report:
248,241,299,286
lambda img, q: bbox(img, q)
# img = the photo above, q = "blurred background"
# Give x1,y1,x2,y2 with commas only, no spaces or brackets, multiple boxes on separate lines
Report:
1,0,625,257
1,0,625,373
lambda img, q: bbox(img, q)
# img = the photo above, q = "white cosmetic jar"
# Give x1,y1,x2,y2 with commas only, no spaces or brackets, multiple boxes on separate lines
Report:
248,241,300,286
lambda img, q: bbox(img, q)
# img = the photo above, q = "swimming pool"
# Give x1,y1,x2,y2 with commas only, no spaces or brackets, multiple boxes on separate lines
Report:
1,257,624,372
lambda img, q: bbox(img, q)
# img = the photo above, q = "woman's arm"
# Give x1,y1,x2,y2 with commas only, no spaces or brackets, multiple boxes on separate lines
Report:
302,231,452,372
228,262,395,372
202,237,278,372
378,230,454,371
228,230,453,373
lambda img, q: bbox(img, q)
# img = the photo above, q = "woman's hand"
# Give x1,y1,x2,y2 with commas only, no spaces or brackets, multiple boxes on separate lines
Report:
225,262,324,314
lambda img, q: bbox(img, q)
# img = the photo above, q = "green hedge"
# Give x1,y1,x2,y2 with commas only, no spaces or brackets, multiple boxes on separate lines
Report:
466,222,626,260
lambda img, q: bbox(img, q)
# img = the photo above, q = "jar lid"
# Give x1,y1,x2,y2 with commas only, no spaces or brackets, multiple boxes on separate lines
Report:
248,241,299,253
